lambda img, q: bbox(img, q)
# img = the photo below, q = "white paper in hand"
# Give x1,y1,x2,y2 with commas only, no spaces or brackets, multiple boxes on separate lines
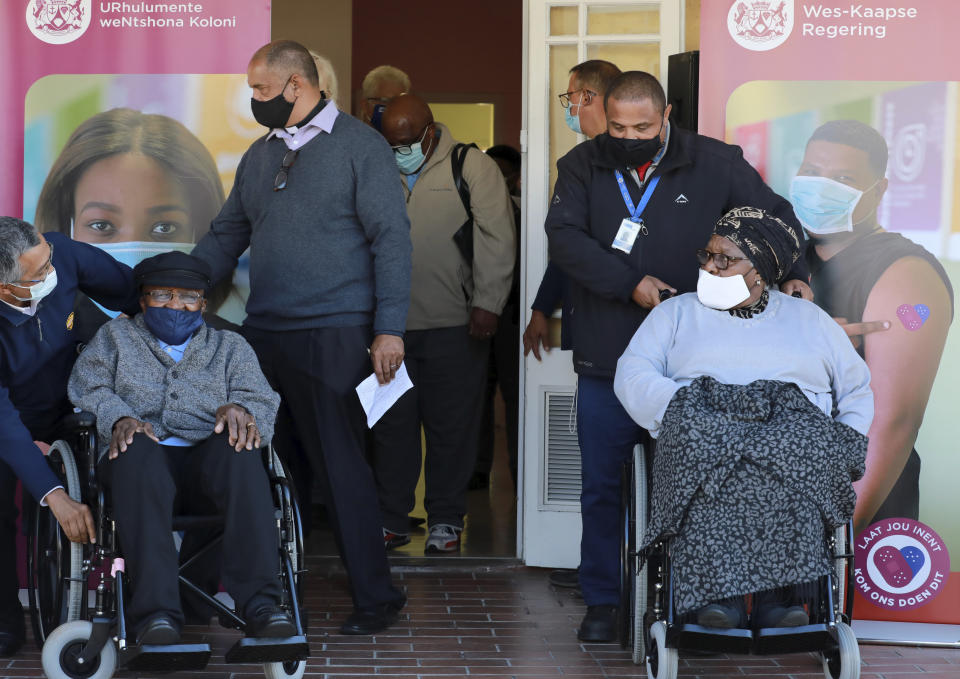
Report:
355,362,414,428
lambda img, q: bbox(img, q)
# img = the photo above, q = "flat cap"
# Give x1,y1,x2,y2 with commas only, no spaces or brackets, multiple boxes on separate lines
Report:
133,251,212,292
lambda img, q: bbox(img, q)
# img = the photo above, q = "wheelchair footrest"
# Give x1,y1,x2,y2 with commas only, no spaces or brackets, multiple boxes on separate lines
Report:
225,635,310,664
673,624,754,655
120,643,212,672
755,623,834,655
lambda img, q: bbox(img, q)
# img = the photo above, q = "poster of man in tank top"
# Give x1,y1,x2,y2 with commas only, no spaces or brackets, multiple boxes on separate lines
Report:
701,0,960,639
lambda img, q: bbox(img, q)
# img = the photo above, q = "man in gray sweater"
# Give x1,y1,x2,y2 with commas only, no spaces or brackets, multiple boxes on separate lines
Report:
68,252,290,646
191,40,411,634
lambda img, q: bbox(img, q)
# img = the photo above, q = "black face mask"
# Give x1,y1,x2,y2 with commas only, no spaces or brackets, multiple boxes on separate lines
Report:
251,75,296,129
600,118,665,168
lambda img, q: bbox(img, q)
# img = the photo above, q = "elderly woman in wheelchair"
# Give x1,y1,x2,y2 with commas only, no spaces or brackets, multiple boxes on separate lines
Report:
64,251,295,649
613,208,872,676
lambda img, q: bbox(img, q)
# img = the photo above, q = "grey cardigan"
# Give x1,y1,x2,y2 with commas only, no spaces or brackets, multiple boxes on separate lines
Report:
68,314,280,458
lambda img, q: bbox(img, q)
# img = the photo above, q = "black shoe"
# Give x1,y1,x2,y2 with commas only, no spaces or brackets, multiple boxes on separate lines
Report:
245,604,297,638
577,605,618,642
0,606,25,658
339,597,406,635
755,604,808,628
0,631,23,658
548,568,580,588
696,602,743,629
136,614,181,646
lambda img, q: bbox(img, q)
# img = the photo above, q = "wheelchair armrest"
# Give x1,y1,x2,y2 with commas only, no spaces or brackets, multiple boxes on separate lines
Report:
59,410,97,431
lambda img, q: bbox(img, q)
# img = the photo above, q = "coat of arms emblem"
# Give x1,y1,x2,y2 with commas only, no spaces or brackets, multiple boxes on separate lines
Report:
26,0,92,45
727,0,794,51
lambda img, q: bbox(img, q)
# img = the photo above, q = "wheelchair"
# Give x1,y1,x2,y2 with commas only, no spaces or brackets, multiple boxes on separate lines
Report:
26,411,309,679
619,443,861,679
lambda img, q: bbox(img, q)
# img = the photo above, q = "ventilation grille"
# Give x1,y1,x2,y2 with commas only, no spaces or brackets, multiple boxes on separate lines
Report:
544,391,581,505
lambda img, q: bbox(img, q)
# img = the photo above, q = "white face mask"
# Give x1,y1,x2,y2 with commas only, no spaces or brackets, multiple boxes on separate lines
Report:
696,268,751,310
11,267,58,302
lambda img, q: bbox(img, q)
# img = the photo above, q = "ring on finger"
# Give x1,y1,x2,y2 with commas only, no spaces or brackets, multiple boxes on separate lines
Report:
245,421,257,429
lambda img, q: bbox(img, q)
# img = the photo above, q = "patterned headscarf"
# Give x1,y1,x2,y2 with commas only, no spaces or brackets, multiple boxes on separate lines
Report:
712,207,802,285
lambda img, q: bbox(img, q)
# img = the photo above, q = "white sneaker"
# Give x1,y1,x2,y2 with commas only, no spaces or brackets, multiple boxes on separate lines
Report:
424,524,462,553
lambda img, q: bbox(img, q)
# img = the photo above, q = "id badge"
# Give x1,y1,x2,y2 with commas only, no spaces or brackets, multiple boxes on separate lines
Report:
612,218,642,254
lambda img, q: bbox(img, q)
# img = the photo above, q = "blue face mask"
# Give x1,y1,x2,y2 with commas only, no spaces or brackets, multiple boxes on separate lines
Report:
142,305,204,345
370,104,386,131
394,126,434,175
789,175,878,236
564,105,582,135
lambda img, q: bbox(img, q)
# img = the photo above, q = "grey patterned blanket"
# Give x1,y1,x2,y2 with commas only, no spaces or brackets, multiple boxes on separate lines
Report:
641,377,866,615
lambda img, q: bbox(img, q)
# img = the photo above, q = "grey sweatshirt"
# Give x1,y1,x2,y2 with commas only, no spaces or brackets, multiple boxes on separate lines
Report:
193,110,412,335
68,315,280,458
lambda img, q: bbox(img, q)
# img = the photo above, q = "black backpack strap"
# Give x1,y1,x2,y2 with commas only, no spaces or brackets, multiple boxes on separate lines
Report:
451,143,479,263
451,143,478,218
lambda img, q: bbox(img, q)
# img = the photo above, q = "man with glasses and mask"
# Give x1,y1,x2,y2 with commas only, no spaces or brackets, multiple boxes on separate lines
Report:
374,94,515,554
0,216,139,657
524,60,621,362
545,71,812,642
192,40,411,635
792,120,953,534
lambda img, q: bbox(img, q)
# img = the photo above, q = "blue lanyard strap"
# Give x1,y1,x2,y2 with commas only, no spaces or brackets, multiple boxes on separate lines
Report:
614,171,660,223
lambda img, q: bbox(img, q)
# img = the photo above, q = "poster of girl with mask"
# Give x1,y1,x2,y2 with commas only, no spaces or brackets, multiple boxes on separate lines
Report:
22,74,266,334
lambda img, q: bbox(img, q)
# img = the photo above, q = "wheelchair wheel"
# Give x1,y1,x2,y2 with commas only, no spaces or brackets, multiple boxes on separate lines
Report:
28,441,85,646
41,620,117,679
821,621,860,679
264,659,307,679
619,456,634,648
833,523,851,621
645,620,678,679
632,444,648,665
270,448,307,629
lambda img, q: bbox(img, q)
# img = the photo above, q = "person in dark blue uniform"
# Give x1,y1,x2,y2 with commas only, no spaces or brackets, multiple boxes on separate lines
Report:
0,217,139,657
545,72,812,642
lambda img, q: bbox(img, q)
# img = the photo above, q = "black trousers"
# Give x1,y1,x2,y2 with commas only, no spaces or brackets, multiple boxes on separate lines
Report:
372,326,490,533
0,460,22,633
98,432,281,633
243,325,403,611
476,308,520,486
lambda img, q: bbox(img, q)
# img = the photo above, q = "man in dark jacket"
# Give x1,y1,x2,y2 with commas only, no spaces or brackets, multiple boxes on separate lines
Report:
0,217,139,657
545,71,811,642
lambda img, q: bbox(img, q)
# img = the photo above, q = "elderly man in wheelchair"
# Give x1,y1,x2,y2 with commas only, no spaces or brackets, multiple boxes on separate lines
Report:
64,250,297,650
613,208,872,679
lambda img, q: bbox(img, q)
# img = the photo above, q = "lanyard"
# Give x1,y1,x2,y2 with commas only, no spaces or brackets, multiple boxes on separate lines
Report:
614,171,660,224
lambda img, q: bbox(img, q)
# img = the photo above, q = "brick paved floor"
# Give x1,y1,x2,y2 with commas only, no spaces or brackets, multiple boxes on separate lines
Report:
5,558,960,679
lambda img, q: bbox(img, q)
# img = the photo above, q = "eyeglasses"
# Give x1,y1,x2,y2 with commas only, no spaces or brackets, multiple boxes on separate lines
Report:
15,241,54,285
145,289,204,305
391,125,430,156
696,248,749,270
558,89,596,109
273,149,299,191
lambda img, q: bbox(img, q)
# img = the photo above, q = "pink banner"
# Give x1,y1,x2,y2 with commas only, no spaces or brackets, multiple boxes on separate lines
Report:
700,1,960,636
1,0,271,217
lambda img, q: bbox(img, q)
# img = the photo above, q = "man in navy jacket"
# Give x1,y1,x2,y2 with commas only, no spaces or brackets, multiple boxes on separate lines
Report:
0,217,139,656
545,72,811,642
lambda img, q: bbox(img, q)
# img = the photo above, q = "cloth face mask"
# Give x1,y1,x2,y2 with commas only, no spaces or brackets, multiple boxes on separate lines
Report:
789,175,877,235
143,305,204,345
250,76,296,129
696,268,751,310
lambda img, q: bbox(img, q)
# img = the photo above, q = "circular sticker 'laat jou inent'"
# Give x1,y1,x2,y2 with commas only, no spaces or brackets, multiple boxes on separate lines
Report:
854,518,950,611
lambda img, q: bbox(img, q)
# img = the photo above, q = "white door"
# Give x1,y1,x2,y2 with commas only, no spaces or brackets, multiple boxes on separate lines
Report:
519,0,683,567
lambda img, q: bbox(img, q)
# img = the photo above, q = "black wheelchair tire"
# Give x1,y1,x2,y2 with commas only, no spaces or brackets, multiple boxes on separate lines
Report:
28,441,85,647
